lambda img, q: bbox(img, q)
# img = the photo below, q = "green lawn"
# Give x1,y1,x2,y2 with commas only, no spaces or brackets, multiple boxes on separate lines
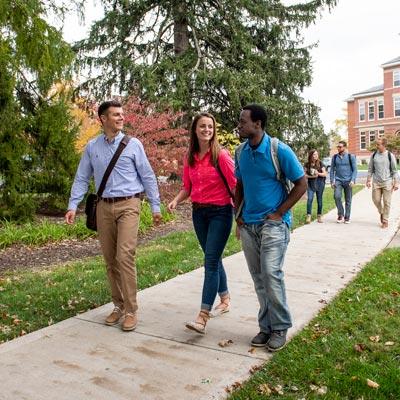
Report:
0,186,362,343
0,201,173,249
228,248,400,400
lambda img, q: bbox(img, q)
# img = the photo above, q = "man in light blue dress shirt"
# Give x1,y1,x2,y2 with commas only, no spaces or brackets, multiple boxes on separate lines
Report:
65,100,161,331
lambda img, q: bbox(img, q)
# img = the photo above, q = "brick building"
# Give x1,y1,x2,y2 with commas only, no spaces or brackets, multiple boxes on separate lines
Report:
347,56,400,163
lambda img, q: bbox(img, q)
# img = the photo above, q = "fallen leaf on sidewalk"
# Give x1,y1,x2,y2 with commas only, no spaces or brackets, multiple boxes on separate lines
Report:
248,347,255,354
354,343,367,352
369,335,380,343
218,339,233,347
366,379,379,388
318,299,328,304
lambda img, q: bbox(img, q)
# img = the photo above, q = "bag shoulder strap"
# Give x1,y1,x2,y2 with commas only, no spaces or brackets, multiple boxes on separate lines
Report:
97,135,131,197
216,155,234,200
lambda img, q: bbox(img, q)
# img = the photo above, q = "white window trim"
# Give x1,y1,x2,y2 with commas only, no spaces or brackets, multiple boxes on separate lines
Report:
368,101,375,121
359,101,366,122
360,131,367,150
394,95,400,117
377,99,384,119
393,69,400,87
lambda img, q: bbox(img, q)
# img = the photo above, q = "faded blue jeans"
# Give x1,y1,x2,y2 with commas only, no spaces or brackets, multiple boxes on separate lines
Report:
334,180,353,220
240,219,292,333
192,205,233,311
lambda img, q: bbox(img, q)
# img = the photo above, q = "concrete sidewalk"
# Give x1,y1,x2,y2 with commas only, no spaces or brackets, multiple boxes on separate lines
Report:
1,188,399,400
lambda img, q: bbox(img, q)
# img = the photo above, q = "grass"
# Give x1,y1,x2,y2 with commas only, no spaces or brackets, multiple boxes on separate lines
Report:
0,201,173,249
228,248,400,400
0,186,363,343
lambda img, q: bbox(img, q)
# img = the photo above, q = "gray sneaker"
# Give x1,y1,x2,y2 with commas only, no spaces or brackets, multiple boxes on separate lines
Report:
251,331,271,347
267,330,287,352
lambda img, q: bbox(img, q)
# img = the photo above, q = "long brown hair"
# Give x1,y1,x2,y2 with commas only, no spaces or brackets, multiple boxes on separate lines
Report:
306,149,321,172
188,112,220,167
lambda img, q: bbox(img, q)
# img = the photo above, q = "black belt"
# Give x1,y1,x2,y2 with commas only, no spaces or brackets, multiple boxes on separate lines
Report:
192,202,230,210
100,194,140,203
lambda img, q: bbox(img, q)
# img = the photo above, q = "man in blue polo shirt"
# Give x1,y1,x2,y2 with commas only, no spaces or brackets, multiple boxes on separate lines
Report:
235,104,306,351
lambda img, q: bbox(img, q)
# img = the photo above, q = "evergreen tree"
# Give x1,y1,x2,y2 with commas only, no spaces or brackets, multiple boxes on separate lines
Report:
76,0,336,151
0,0,79,220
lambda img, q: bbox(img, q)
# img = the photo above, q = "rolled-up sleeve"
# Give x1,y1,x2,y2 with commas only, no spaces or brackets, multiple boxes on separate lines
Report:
68,144,94,210
133,140,161,213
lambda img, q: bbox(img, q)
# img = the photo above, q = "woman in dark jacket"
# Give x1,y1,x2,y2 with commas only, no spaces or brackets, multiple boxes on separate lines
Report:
304,149,327,223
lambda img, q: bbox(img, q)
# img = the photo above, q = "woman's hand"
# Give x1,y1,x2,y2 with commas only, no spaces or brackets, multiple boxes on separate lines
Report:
167,199,178,213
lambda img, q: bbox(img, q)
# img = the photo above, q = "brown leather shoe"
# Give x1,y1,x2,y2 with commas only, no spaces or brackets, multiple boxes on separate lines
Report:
105,306,124,326
122,313,138,331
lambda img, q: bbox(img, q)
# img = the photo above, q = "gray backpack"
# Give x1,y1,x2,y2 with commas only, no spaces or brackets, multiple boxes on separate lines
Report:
234,137,293,219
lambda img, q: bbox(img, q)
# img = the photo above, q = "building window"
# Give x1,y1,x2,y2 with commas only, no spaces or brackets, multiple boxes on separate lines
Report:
360,131,366,150
359,102,365,121
378,99,384,119
394,70,400,87
395,96,400,117
378,129,385,138
369,130,376,144
368,101,375,120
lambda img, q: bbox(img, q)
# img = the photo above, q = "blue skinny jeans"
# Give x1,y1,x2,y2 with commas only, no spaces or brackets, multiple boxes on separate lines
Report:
192,204,233,311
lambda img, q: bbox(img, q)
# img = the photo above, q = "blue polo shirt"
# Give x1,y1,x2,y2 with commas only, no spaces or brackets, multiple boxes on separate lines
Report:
235,134,304,226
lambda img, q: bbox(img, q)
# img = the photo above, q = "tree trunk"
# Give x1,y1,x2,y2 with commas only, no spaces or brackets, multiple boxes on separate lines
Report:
173,3,189,56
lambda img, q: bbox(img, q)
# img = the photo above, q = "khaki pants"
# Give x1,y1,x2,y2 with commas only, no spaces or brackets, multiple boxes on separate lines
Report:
96,198,141,314
372,181,393,222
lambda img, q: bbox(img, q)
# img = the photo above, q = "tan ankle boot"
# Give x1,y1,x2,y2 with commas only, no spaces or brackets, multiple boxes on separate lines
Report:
306,214,311,224
317,215,323,223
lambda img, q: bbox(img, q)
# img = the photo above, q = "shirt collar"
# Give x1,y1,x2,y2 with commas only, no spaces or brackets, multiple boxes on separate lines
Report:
103,131,124,144
244,132,269,153
194,149,211,161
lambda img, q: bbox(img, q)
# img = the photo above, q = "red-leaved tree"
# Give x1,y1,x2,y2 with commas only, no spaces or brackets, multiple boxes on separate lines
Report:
123,97,189,178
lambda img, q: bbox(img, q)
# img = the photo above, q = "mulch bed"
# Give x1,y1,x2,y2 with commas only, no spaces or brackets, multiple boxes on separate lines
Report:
0,203,193,274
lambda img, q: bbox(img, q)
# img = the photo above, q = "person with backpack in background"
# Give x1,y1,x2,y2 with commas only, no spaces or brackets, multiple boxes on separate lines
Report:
304,149,327,224
366,138,399,228
330,140,357,224
234,104,306,352
168,113,236,334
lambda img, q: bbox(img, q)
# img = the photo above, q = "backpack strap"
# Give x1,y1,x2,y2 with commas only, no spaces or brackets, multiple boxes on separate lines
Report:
270,137,281,181
348,153,354,173
234,141,246,220
388,151,393,175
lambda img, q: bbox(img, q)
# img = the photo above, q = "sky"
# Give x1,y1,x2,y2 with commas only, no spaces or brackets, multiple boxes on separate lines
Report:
62,0,400,134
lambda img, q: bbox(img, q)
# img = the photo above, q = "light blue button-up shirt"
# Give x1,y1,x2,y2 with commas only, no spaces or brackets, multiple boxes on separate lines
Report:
68,132,161,213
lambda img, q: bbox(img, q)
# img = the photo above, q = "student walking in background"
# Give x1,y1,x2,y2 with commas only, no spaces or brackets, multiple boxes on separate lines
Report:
168,113,236,334
330,140,357,224
366,138,399,228
304,149,327,223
